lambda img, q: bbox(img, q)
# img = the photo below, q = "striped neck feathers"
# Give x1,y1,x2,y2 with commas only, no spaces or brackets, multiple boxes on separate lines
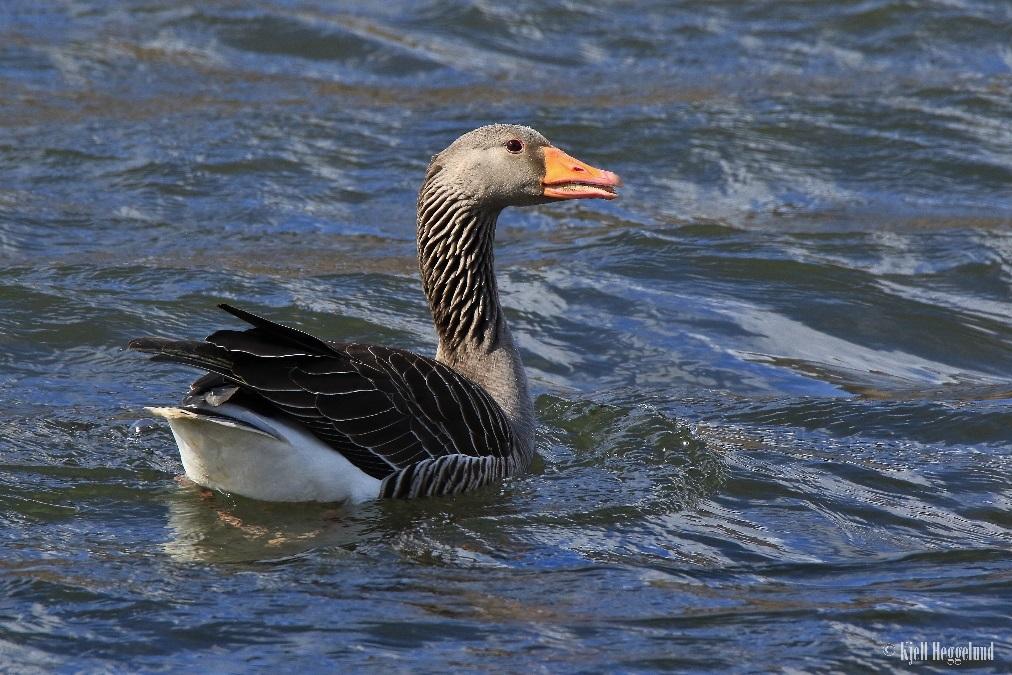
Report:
416,168,504,355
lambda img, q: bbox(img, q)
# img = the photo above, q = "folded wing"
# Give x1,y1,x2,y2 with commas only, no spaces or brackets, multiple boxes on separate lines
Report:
129,304,513,480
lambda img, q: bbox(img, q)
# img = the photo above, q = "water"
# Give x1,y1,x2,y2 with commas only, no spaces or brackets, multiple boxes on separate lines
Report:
2,1,1011,671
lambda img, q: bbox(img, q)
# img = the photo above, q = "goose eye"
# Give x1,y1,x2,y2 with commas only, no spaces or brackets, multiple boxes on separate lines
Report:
505,139,524,153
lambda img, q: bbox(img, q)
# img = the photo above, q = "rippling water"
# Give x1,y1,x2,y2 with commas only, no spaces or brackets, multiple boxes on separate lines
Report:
3,1,1011,671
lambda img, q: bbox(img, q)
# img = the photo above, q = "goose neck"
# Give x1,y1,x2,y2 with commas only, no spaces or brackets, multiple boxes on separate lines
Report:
416,181,503,355
415,176,535,450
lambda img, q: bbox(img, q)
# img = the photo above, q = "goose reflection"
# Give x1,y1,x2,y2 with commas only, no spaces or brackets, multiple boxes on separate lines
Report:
161,478,381,564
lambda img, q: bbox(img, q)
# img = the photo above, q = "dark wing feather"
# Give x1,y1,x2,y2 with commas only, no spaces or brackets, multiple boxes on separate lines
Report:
129,305,513,480
216,303,337,355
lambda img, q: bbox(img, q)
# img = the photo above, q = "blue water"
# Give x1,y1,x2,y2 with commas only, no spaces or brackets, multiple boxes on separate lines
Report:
2,1,1010,672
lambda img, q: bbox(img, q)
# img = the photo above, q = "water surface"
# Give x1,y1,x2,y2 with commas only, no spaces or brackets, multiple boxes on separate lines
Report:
2,1,1011,671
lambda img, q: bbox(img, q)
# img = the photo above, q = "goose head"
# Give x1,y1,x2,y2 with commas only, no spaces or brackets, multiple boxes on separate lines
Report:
423,124,621,209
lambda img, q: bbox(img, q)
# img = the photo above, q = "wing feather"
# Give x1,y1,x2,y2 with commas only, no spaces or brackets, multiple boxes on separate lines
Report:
130,305,514,481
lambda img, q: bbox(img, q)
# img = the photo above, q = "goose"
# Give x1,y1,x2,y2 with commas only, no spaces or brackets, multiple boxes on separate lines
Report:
129,124,620,502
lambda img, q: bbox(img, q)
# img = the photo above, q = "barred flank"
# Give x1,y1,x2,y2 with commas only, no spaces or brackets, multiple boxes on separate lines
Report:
379,454,515,499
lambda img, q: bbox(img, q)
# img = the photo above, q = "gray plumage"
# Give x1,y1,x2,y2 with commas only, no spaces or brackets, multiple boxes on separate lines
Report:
129,124,619,501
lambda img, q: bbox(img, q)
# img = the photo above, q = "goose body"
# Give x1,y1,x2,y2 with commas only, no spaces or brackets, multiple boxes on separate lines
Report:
131,124,620,502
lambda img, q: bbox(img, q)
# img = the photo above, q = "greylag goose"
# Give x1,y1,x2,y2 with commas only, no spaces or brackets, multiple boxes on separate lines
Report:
130,124,620,502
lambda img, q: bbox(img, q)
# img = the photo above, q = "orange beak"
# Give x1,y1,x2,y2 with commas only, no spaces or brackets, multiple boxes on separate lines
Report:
542,146,621,200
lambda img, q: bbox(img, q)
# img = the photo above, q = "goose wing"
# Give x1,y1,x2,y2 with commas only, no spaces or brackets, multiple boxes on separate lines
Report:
129,304,513,480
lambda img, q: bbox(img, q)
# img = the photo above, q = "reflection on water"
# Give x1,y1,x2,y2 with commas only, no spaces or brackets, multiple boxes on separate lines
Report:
2,0,1011,671
161,481,362,564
